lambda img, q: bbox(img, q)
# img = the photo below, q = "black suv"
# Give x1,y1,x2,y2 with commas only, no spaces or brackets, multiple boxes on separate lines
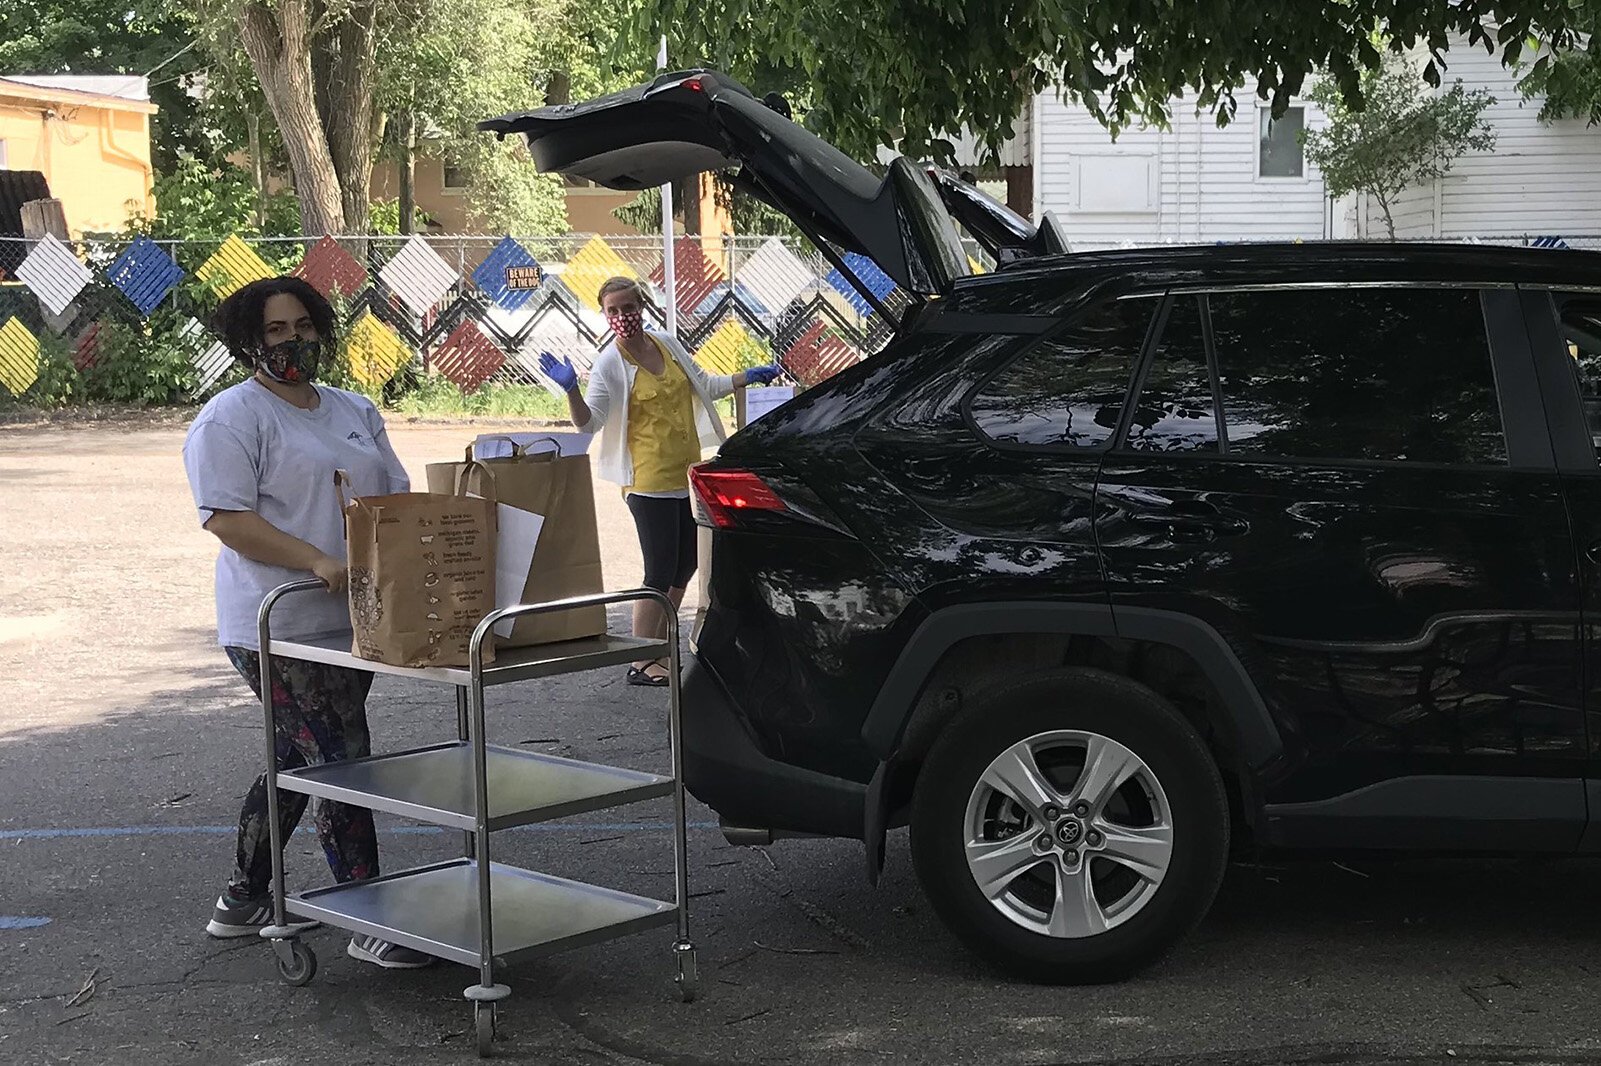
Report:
487,73,1601,984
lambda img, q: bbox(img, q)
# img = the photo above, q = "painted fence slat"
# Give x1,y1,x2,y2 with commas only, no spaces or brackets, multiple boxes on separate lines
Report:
0,233,907,401
14,234,93,316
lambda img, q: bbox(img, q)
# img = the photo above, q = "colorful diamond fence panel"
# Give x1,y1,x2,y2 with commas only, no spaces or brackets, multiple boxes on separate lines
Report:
192,336,233,396
0,316,40,396
825,252,897,317
106,237,184,316
738,237,814,315
433,320,505,392
782,319,860,387
471,237,542,312
695,318,768,377
196,235,275,299
344,311,410,388
378,236,459,317
15,234,92,316
0,232,923,406
514,311,599,379
651,236,726,318
562,237,637,313
294,235,368,300
74,322,101,372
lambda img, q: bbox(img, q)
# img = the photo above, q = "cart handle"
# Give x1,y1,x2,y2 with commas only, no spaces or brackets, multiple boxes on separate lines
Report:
468,588,677,677
256,578,332,648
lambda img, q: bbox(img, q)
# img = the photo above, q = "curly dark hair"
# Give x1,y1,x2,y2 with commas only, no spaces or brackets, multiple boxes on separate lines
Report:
210,276,337,364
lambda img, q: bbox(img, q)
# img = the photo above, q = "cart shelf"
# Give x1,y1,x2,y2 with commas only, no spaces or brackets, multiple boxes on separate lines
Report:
267,631,672,687
290,859,677,969
277,741,674,831
255,584,697,1052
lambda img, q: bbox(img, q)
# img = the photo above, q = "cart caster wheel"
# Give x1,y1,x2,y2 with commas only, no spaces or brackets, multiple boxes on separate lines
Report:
276,941,317,987
474,1002,497,1057
674,946,698,1003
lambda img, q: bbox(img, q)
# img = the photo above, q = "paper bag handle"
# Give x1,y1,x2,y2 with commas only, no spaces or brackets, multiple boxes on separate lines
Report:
335,469,379,514
453,459,499,508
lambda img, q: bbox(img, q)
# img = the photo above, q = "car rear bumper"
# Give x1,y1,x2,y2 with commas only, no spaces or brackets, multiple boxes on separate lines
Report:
681,656,866,840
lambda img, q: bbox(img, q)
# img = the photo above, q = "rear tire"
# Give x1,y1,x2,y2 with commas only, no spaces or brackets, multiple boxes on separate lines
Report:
909,668,1228,984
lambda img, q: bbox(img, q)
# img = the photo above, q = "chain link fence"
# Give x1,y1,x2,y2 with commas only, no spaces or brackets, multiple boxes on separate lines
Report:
0,231,947,406
0,231,1596,408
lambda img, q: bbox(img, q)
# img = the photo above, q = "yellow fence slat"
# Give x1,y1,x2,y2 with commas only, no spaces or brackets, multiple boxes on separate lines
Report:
196,235,275,299
344,312,410,388
562,237,638,313
695,318,764,378
0,317,40,397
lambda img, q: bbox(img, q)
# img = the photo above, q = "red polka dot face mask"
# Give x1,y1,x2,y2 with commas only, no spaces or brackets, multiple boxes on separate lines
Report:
606,308,645,339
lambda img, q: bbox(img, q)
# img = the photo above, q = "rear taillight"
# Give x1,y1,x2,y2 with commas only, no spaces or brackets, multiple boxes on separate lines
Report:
689,465,786,529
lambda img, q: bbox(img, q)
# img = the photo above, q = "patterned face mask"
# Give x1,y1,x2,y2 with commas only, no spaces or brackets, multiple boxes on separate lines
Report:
255,337,322,385
606,308,645,339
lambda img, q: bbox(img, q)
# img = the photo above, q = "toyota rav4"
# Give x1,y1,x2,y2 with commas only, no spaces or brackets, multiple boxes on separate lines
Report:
485,71,1601,984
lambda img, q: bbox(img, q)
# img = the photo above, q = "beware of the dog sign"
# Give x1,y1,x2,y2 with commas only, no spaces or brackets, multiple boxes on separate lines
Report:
505,265,543,290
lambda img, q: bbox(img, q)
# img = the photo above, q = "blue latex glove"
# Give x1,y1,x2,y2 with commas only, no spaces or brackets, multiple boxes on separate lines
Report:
744,363,783,386
539,351,578,393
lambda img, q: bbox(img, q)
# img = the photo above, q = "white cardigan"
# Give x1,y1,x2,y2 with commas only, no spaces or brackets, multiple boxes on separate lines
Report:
574,328,736,487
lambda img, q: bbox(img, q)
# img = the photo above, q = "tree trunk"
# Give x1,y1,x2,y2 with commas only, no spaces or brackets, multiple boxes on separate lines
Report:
311,0,380,234
398,111,417,236
237,0,345,235
547,71,571,106
1376,193,1397,240
245,109,267,230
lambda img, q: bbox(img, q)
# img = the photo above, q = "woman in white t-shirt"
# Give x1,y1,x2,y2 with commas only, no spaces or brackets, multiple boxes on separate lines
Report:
181,276,429,969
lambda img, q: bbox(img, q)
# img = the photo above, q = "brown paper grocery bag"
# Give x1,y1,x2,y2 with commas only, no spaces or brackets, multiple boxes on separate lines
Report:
426,438,606,647
341,466,498,668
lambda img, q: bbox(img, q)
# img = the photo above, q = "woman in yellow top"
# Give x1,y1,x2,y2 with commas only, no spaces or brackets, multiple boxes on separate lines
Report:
541,277,780,685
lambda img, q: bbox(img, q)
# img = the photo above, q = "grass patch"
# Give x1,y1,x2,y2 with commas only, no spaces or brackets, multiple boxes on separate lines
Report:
392,378,569,421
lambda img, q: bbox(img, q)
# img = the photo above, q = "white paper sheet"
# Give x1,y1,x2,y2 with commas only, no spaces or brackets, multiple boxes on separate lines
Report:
472,432,593,460
470,496,546,638
744,386,796,424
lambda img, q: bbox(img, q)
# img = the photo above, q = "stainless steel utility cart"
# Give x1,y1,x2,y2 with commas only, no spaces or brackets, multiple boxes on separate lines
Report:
252,579,696,1056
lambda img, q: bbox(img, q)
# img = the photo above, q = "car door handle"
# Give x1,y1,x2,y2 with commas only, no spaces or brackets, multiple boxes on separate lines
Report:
1129,509,1249,540
1587,541,1601,565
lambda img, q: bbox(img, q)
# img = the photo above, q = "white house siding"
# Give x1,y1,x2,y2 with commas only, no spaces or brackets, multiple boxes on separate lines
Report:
1035,35,1601,247
1428,45,1601,239
1036,90,1331,248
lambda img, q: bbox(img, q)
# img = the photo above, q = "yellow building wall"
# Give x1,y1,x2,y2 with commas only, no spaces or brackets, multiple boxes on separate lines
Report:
0,102,154,236
369,156,641,235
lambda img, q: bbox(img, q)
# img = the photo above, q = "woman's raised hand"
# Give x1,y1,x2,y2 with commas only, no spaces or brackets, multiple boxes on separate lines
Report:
539,351,579,393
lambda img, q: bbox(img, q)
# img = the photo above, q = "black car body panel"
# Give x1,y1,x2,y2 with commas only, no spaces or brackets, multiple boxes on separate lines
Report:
679,241,1601,869
928,169,1070,263
480,70,970,295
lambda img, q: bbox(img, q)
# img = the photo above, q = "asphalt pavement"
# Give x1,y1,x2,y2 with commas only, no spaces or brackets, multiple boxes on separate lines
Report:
6,420,1601,1065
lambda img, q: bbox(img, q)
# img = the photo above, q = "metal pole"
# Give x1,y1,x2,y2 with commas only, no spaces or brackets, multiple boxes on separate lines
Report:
658,34,678,338
456,686,473,859
255,579,323,934
666,597,689,936
468,619,495,994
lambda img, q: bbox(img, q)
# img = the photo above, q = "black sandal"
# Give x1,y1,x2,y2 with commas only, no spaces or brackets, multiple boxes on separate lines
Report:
626,662,671,687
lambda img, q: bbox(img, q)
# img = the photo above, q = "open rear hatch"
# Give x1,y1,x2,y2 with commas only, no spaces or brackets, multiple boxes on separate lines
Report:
929,169,1070,264
480,70,972,320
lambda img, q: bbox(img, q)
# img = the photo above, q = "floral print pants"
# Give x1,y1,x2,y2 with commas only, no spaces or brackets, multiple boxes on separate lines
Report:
223,647,378,901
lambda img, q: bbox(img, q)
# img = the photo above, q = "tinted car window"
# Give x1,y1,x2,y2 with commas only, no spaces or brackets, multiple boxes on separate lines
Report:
1208,287,1507,465
970,297,1155,448
1558,297,1601,456
1127,296,1219,453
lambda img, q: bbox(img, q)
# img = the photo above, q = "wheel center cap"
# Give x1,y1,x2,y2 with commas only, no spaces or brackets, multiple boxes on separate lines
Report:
1055,819,1082,845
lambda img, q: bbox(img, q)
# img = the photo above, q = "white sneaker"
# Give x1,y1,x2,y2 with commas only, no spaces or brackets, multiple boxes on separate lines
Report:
347,934,435,969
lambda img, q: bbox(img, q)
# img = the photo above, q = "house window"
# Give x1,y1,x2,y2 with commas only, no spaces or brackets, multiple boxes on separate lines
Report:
1258,106,1305,178
442,163,467,191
